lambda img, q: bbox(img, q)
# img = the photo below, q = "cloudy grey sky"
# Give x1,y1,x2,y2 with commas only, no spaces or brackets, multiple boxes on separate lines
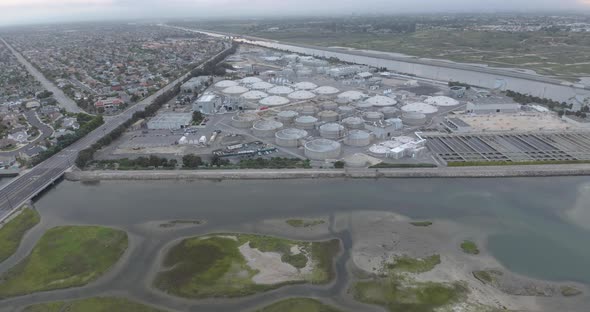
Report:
0,0,589,26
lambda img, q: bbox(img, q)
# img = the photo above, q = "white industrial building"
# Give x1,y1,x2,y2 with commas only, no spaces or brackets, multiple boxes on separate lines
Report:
466,103,522,114
193,93,221,115
365,119,403,139
147,113,192,130
369,136,426,159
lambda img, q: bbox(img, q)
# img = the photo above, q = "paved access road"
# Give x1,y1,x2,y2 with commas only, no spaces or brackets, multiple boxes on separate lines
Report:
0,45,232,222
1,38,84,114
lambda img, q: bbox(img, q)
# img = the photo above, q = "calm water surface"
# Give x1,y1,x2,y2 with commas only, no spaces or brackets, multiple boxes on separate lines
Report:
34,177,590,284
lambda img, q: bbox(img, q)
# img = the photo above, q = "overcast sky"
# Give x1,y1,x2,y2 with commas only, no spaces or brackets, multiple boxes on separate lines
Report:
1,0,589,27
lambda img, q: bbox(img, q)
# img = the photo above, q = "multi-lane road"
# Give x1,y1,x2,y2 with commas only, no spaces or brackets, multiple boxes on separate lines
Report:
0,43,232,222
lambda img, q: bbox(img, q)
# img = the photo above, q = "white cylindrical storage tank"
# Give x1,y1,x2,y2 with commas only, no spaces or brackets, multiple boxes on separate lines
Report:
240,77,263,85
251,81,274,91
300,105,318,116
252,120,283,137
322,101,338,111
293,81,318,90
337,91,366,102
365,95,397,107
288,90,316,101
305,139,342,160
319,123,345,139
259,96,290,107
223,86,249,95
277,110,299,123
345,154,369,168
318,110,339,122
380,107,400,119
342,117,365,130
314,86,340,95
295,116,318,130
268,86,294,95
401,102,438,114
215,80,238,88
338,106,355,117
364,111,385,122
345,130,371,147
275,128,308,147
354,101,374,110
241,91,268,101
231,113,259,128
402,112,427,126
369,145,390,158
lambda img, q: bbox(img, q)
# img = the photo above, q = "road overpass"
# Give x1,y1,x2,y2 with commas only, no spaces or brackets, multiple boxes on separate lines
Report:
0,45,233,223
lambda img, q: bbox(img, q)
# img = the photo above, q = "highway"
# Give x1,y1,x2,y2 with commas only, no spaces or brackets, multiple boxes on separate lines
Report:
0,45,232,222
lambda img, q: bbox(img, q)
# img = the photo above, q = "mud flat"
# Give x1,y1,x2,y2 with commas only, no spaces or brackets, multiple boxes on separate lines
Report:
153,233,340,298
342,211,589,312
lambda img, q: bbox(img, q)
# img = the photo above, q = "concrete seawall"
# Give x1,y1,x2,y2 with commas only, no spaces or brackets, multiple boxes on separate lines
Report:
65,165,590,181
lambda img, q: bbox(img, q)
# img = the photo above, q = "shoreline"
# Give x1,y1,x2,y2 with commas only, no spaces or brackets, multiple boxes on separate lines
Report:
65,164,590,181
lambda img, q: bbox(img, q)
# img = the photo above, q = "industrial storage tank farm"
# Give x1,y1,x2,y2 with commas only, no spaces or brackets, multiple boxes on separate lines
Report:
425,96,460,107
251,81,275,90
319,123,345,139
277,110,299,123
222,85,249,95
314,86,340,95
364,95,398,107
338,90,367,102
231,112,259,128
293,81,318,90
240,76,263,85
345,130,372,147
295,116,318,130
342,116,365,129
241,91,268,101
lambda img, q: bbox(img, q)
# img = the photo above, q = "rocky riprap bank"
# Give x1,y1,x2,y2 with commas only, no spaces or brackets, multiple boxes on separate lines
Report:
65,164,590,181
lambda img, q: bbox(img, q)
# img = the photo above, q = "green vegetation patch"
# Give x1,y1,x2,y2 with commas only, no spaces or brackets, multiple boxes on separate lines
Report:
0,226,128,298
353,278,468,312
286,219,326,228
23,297,168,312
473,270,503,285
257,298,343,312
560,286,582,297
0,207,40,263
461,240,480,255
154,234,340,298
410,221,433,227
387,255,441,274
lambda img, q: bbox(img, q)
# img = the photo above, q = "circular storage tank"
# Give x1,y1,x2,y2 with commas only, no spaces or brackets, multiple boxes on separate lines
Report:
293,81,318,90
231,113,259,128
364,95,397,107
402,112,427,126
322,101,338,111
401,102,438,114
425,96,459,107
259,96,290,107
251,81,274,91
369,145,390,157
318,110,339,122
338,106,356,117
277,110,299,123
354,101,374,110
295,116,318,130
380,107,400,119
268,86,294,95
342,117,365,130
319,123,345,139
252,120,283,137
241,91,268,101
345,130,371,147
275,128,308,147
299,105,318,116
364,111,385,122
241,77,263,85
314,86,340,95
338,90,366,102
215,80,238,88
345,153,369,168
288,90,316,100
223,86,249,95
304,139,342,160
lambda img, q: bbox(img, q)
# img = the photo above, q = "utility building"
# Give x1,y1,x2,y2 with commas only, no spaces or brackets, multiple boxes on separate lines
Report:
193,93,221,115
147,113,192,130
466,103,521,114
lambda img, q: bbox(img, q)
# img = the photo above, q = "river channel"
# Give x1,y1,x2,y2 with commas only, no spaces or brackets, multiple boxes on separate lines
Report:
1,177,589,311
